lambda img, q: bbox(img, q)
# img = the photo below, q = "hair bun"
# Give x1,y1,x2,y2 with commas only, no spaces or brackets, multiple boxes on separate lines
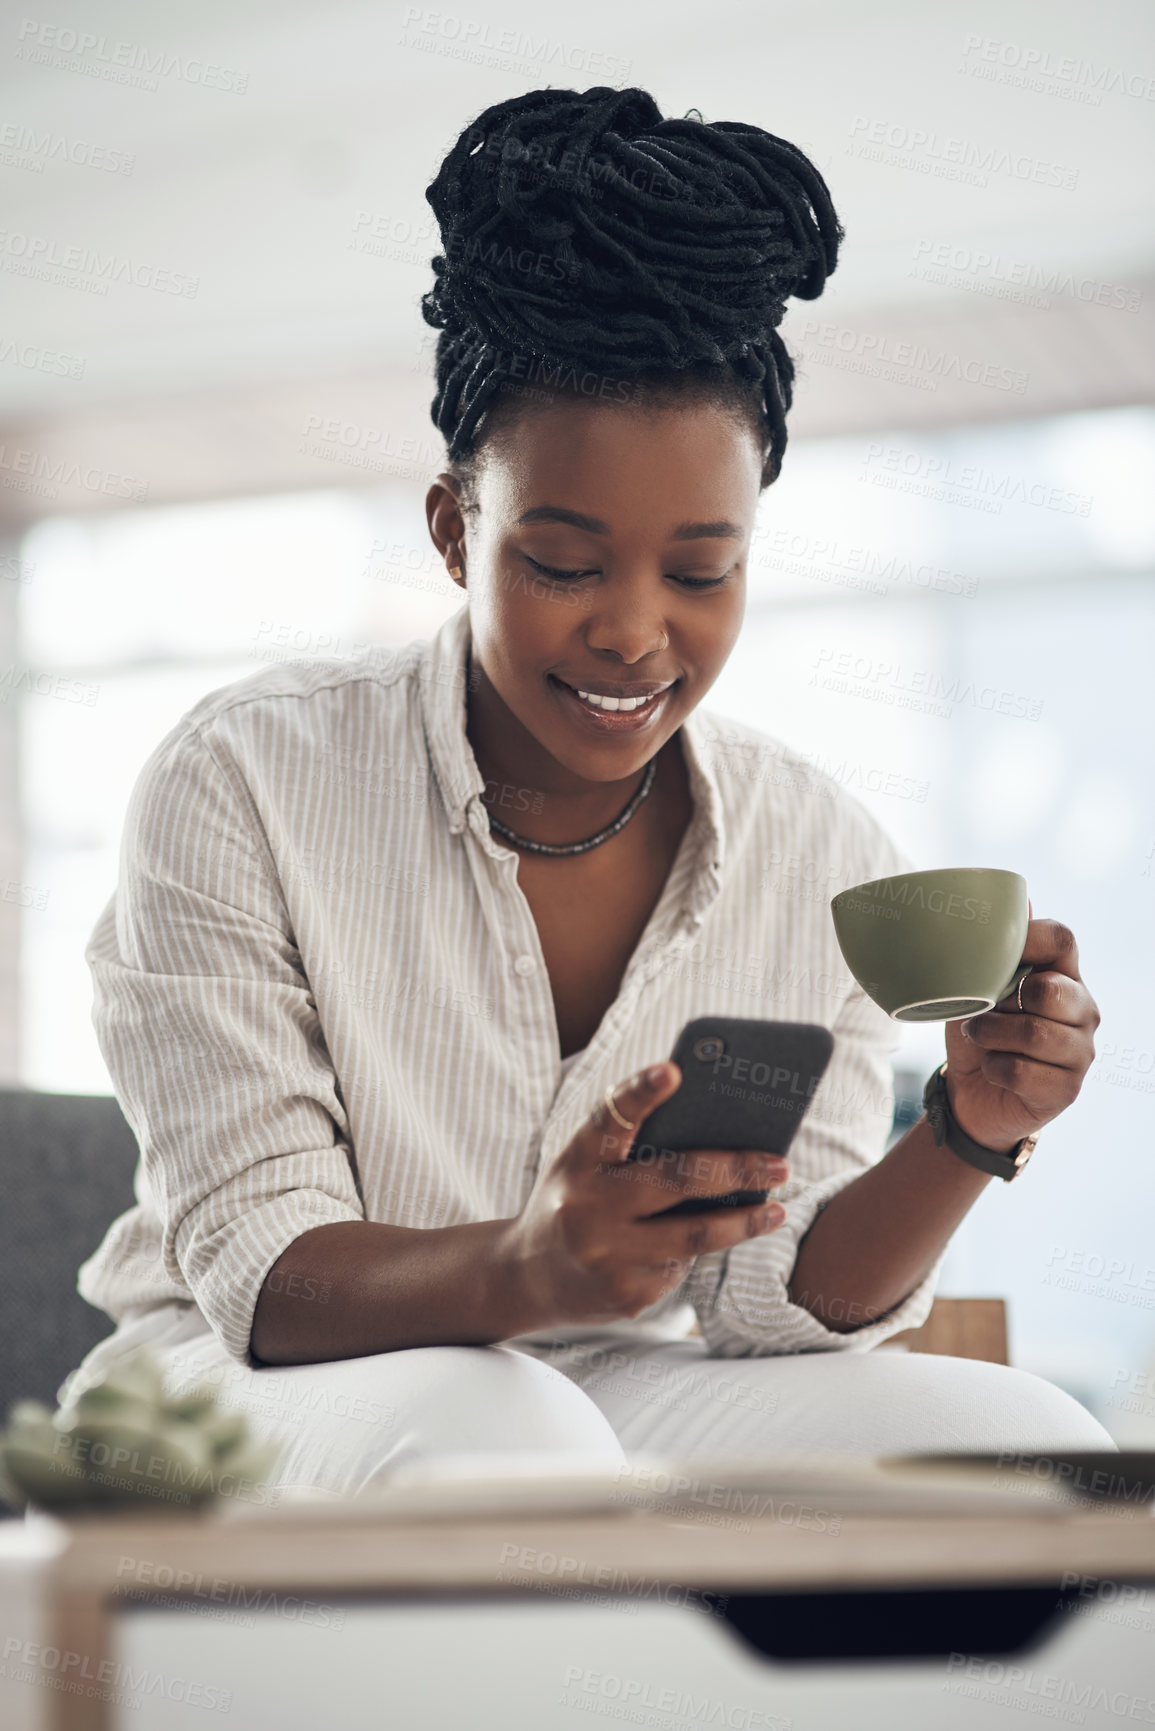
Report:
422,85,844,465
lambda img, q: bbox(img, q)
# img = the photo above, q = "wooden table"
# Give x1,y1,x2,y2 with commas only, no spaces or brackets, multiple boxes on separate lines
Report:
3,1494,1155,1731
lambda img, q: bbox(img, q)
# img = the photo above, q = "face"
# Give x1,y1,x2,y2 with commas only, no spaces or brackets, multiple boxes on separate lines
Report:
426,394,762,790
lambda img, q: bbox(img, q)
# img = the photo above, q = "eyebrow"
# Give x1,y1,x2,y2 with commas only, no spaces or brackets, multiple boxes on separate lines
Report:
514,506,745,540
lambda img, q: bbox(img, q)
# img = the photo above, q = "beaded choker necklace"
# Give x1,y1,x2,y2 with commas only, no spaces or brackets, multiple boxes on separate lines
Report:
485,757,658,857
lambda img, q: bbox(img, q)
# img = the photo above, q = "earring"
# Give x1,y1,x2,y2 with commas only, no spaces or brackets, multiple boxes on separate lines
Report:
448,562,464,580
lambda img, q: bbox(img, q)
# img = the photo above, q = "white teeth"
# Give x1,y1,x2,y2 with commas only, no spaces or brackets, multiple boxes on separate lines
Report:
574,686,666,713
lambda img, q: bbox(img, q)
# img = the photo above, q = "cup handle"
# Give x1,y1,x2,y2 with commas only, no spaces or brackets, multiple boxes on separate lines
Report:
998,961,1033,1005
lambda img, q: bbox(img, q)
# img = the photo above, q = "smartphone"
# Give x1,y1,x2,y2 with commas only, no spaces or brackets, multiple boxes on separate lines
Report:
627,1016,835,1217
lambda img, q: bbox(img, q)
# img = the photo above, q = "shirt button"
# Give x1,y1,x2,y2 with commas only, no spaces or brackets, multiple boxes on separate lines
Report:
514,954,537,977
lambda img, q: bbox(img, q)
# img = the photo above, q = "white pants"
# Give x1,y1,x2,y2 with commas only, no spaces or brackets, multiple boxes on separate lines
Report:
111,1304,1117,1502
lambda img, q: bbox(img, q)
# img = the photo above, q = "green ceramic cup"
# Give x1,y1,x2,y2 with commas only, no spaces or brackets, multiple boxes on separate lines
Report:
830,867,1031,1022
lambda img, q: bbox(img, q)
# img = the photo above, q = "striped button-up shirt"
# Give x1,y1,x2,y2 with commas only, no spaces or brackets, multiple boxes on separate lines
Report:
78,601,940,1369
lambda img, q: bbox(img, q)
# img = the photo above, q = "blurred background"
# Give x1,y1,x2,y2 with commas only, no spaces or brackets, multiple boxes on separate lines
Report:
1,0,1152,1437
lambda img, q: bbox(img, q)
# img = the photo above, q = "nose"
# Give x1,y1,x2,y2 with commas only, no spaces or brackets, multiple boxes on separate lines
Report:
584,593,670,663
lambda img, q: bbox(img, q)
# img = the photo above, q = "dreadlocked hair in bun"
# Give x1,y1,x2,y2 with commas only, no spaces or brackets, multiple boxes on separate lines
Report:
421,85,844,511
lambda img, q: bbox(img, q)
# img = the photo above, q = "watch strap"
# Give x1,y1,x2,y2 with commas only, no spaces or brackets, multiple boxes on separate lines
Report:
922,1062,1037,1181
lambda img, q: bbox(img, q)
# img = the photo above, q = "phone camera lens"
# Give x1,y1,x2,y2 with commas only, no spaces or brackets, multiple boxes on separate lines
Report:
692,1036,725,1062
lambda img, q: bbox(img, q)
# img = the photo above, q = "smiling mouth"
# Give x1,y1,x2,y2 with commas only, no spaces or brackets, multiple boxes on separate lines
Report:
551,676,677,714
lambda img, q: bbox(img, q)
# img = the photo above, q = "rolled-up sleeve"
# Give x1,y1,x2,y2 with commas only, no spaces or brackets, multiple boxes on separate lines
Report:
83,719,366,1365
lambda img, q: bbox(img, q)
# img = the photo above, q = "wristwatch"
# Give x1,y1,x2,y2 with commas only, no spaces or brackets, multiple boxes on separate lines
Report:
922,1061,1038,1182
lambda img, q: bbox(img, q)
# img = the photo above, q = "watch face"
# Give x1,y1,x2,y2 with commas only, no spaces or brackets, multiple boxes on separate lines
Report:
1013,1136,1038,1173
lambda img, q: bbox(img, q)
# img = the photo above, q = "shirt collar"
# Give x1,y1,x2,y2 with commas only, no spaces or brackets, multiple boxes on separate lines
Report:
420,603,483,836
420,603,725,924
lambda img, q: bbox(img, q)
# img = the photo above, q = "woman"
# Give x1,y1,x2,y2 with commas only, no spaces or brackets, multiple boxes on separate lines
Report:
64,86,1112,1497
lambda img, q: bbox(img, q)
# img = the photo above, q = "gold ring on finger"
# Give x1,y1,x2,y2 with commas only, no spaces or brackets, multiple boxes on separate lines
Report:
604,1084,636,1132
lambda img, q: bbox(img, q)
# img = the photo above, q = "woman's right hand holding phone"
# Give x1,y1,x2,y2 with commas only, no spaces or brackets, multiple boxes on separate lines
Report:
497,1062,790,1334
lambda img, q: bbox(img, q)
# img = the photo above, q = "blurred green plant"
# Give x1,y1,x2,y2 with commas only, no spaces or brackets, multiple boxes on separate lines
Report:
0,1348,280,1513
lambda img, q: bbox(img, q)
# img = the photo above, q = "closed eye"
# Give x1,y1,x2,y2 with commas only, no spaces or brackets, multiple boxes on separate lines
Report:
523,555,729,590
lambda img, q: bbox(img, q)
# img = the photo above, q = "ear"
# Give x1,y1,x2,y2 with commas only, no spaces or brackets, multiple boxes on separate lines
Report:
426,475,468,583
